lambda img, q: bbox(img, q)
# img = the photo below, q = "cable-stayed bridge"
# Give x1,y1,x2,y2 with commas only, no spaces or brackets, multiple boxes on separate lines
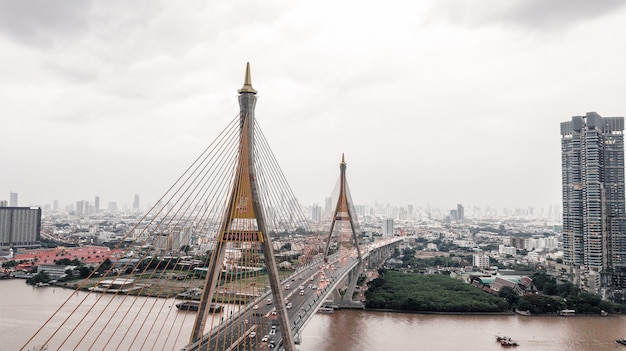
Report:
21,64,401,351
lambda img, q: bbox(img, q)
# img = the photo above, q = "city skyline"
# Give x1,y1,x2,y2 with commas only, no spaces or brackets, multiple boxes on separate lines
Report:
0,189,560,222
2,1,626,210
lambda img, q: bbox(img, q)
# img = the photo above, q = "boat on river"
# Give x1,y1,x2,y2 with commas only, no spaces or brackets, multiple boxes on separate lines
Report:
500,339,519,347
175,301,222,312
317,307,334,314
617,338,626,345
88,279,141,294
496,336,519,347
176,288,202,300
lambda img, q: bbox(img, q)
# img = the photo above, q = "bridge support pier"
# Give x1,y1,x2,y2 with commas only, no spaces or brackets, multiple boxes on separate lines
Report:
339,262,363,307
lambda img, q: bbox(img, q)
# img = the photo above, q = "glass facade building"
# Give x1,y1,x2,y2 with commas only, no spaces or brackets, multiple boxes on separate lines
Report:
561,112,626,289
0,207,41,250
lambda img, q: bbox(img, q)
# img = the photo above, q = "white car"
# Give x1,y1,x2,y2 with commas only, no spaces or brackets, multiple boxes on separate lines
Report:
249,331,256,338
262,335,269,342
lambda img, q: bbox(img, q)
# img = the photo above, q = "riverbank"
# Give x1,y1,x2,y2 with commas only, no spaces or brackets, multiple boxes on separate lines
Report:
362,307,515,315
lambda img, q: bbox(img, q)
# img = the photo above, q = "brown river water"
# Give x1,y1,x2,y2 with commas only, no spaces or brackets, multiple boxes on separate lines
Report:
2,279,626,351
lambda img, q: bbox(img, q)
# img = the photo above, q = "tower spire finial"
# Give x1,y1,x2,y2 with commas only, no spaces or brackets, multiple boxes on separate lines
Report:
238,62,257,94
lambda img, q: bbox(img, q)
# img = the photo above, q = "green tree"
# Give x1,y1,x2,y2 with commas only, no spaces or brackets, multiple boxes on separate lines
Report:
100,258,113,272
499,286,519,308
1,260,18,268
78,266,93,278
26,271,51,285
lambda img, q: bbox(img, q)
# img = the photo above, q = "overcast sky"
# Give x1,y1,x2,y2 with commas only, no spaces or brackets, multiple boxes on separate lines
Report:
1,0,626,213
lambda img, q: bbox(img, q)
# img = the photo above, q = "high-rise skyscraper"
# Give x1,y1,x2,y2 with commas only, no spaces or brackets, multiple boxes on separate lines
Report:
9,192,18,207
382,219,394,237
94,195,100,213
76,200,85,216
560,112,626,290
133,193,140,211
0,207,41,249
311,204,322,223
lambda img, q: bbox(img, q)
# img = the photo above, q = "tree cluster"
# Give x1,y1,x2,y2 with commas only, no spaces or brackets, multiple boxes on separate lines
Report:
500,272,623,314
365,270,508,312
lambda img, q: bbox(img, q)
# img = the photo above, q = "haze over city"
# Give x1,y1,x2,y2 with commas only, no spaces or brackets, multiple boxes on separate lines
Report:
2,1,626,211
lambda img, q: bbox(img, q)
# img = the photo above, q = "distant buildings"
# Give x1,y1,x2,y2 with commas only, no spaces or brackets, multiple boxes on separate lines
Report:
108,202,118,212
499,245,517,256
9,192,18,207
133,194,140,211
382,219,394,237
311,204,321,223
560,112,626,290
473,253,490,269
0,207,41,250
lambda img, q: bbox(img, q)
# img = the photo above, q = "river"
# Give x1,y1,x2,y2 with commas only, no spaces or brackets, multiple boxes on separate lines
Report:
2,279,626,351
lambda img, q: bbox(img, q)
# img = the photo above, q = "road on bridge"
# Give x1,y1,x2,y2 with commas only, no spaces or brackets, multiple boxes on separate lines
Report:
186,238,401,351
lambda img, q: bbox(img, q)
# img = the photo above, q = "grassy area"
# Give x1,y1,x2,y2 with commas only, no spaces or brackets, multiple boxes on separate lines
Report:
66,269,297,302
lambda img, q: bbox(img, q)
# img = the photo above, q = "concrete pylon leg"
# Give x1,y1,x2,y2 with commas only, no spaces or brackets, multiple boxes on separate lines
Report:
332,288,342,302
339,262,364,307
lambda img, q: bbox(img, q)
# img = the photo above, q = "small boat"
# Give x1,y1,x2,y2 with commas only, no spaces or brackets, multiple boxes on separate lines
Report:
601,310,608,317
317,307,334,314
88,279,140,293
176,288,203,300
176,301,223,312
496,336,519,347
500,339,519,347
617,338,626,345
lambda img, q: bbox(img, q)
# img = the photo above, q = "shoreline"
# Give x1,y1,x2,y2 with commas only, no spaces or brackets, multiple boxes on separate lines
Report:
361,307,623,317
362,308,515,316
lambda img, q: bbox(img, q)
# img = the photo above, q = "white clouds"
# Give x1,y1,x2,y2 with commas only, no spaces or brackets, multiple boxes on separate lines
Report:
0,0,93,48
430,0,626,31
0,0,625,211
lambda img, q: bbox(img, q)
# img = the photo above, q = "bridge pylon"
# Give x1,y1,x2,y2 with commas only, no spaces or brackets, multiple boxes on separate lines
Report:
189,63,295,351
323,154,365,305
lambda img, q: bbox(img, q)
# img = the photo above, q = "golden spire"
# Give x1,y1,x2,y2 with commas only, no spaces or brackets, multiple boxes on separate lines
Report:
238,62,257,94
